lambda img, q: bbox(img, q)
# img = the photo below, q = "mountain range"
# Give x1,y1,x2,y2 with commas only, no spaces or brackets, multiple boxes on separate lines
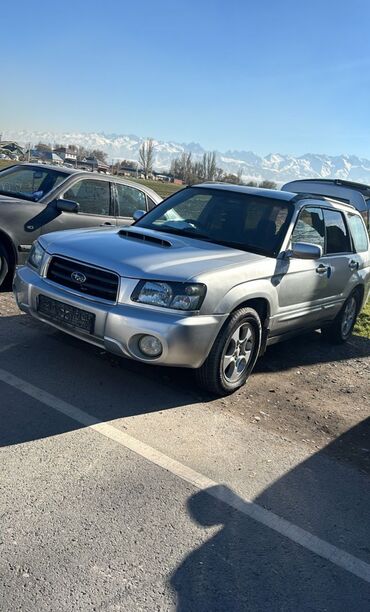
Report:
4,129,370,184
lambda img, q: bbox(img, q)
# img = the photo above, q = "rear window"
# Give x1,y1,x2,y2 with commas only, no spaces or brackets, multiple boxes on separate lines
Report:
323,210,352,254
348,214,369,252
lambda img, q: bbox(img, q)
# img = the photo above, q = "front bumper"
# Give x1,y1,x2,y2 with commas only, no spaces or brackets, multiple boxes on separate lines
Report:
13,266,227,368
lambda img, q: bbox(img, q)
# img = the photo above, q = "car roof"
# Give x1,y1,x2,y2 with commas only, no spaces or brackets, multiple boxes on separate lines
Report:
195,182,297,201
7,162,78,175
193,182,361,214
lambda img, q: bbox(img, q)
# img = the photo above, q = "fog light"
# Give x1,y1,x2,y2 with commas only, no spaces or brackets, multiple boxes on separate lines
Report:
138,335,163,357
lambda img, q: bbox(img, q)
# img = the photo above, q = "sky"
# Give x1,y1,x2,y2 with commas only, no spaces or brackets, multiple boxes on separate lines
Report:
2,0,370,157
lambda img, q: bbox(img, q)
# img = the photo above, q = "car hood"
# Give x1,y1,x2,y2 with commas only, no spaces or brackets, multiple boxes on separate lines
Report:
39,226,267,281
0,195,30,205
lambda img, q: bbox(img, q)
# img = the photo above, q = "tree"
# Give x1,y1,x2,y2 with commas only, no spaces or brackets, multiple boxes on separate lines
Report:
223,172,242,185
202,151,217,181
170,150,224,185
91,149,108,163
35,142,52,152
214,167,224,182
139,139,155,178
259,180,277,189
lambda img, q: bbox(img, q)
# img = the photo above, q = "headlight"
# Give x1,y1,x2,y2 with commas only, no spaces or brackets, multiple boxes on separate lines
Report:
28,241,45,270
131,280,206,311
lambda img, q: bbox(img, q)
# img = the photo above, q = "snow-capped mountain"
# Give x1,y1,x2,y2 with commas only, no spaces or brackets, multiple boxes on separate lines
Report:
4,129,370,184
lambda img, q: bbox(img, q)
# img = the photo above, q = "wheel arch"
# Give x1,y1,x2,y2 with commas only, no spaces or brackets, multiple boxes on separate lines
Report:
230,297,271,355
352,283,366,310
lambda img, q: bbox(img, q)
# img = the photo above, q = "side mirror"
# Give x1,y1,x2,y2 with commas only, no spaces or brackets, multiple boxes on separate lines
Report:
55,198,79,213
24,199,79,232
287,242,322,260
133,209,146,221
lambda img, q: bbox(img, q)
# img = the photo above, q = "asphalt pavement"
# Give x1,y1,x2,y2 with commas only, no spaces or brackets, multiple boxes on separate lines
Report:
1,295,370,611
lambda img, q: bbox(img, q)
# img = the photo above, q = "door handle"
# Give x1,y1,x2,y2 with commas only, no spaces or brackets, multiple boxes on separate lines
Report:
100,222,114,226
349,259,359,271
316,264,330,275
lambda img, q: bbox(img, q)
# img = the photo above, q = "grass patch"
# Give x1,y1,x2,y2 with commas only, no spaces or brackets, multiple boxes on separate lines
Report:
0,160,16,170
354,299,370,339
130,178,185,198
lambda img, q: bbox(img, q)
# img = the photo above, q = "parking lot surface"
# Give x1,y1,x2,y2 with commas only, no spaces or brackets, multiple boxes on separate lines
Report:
1,292,369,611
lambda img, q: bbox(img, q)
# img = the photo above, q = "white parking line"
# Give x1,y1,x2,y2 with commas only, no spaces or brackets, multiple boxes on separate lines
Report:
1,366,370,585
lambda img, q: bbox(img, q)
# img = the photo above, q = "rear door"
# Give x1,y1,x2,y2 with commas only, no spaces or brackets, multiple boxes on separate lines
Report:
40,178,117,236
114,182,148,226
319,209,361,318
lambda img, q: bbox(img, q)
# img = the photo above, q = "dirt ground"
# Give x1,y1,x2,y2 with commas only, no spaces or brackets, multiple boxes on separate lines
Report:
1,291,369,473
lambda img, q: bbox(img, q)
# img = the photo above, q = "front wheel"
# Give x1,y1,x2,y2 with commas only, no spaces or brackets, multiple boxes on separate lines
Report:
321,291,360,344
196,307,262,396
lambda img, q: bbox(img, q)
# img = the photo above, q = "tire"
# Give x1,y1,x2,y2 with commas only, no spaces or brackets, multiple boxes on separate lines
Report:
196,307,262,396
0,243,12,291
321,290,361,344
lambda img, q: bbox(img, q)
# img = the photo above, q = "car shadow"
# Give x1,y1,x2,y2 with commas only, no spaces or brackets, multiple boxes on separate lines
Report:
0,312,369,448
256,329,370,373
171,418,370,611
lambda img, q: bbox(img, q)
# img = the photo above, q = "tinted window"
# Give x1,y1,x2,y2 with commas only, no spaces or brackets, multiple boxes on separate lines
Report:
0,166,67,200
324,210,351,254
116,184,146,217
147,196,157,210
348,214,369,252
63,179,111,215
136,187,293,256
291,207,325,249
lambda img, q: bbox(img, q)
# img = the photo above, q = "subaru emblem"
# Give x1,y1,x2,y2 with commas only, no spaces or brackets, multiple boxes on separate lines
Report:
71,271,87,284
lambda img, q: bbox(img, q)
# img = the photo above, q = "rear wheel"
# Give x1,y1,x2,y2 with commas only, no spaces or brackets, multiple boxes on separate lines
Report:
321,291,360,344
196,307,261,396
0,243,12,291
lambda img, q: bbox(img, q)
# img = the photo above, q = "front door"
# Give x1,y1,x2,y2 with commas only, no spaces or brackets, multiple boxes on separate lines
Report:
40,178,117,236
273,206,327,335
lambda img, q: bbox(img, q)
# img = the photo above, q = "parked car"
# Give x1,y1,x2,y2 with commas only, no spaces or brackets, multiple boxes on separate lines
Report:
282,179,370,230
0,163,162,288
14,184,370,395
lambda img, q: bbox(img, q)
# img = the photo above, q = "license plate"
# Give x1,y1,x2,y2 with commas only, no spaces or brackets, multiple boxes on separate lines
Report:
37,295,95,334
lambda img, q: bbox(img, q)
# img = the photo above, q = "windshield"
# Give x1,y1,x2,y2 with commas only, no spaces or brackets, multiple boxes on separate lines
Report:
0,165,69,201
136,187,293,256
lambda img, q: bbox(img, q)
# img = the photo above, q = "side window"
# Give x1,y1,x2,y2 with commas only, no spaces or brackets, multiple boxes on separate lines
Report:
291,207,325,249
63,180,111,215
116,184,147,217
348,214,369,252
147,196,157,210
324,210,351,254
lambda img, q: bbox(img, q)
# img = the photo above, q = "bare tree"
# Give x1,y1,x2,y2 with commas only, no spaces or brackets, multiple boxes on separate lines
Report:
139,139,155,178
35,142,52,152
259,180,277,189
90,149,108,163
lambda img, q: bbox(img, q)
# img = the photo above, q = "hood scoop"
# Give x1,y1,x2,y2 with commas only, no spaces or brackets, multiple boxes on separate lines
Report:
118,229,172,248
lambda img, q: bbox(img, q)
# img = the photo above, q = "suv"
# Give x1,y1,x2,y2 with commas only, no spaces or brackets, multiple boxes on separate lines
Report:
14,184,370,395
0,163,162,288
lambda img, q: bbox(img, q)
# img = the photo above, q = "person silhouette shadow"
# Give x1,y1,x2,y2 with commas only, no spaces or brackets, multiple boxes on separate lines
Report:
171,480,370,612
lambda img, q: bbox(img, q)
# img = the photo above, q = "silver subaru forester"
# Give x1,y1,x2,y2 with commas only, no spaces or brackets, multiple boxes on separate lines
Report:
14,184,370,395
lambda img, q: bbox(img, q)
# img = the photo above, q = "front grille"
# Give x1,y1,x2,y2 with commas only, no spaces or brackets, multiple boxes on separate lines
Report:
47,256,119,302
